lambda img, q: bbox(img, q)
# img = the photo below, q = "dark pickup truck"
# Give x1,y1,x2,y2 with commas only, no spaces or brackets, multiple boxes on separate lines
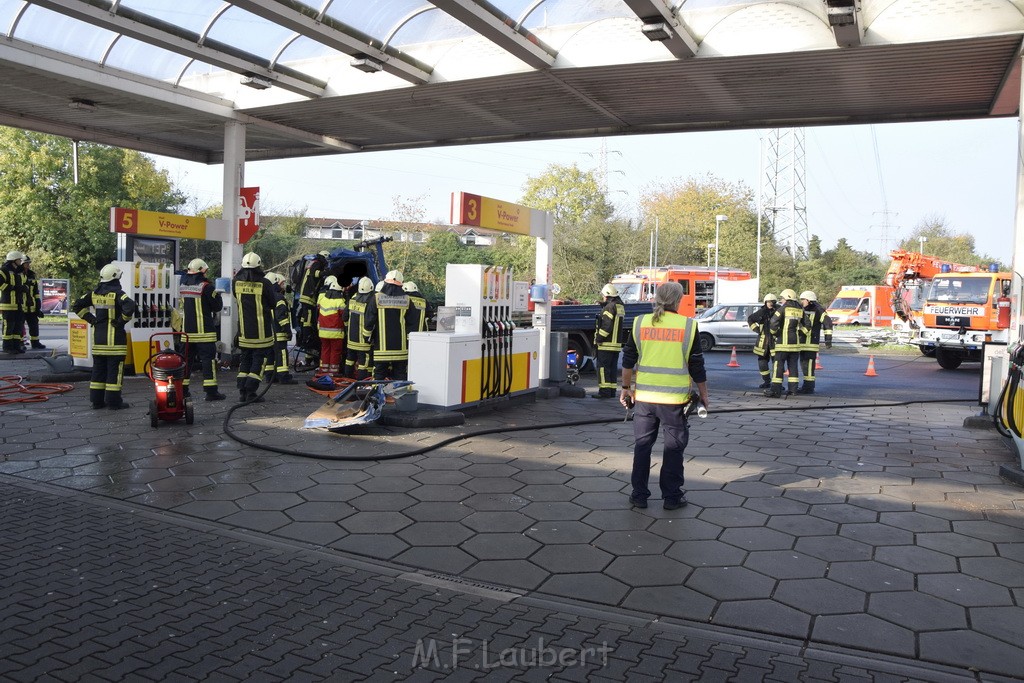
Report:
547,302,652,367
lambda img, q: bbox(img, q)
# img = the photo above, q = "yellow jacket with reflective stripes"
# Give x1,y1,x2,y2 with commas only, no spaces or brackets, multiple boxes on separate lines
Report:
631,312,696,405
595,298,625,352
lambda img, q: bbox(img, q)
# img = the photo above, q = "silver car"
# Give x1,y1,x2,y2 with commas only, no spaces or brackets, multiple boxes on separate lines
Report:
694,303,762,352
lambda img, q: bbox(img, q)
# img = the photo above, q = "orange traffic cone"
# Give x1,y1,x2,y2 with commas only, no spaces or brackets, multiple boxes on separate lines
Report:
864,355,878,377
727,346,741,368
815,355,823,370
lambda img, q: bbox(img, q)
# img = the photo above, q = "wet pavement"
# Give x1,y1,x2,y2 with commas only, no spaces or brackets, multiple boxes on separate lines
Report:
1,350,1022,680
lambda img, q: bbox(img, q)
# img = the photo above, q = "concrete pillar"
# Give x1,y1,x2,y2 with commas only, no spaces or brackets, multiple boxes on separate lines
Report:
220,121,245,351
534,214,554,382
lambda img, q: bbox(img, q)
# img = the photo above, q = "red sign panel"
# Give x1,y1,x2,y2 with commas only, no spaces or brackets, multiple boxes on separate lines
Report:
112,207,139,234
238,187,260,244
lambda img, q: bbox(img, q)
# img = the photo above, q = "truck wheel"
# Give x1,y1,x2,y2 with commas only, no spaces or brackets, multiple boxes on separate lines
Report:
935,347,963,370
567,334,595,372
699,332,715,353
920,347,936,358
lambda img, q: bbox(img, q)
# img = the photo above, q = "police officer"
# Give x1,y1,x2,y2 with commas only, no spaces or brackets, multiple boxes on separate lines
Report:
232,253,277,403
179,258,225,401
766,288,807,398
594,283,625,398
1,250,27,354
344,277,374,379
620,282,708,510
21,255,45,349
747,293,777,389
317,275,347,376
403,281,429,333
73,263,136,409
265,273,297,385
363,270,412,380
797,290,833,395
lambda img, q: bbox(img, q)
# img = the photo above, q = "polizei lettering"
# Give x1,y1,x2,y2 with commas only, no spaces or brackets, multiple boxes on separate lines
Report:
640,327,685,342
925,305,983,316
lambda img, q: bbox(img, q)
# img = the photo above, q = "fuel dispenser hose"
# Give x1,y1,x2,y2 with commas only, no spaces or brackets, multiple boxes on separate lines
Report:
223,392,978,462
992,352,1023,438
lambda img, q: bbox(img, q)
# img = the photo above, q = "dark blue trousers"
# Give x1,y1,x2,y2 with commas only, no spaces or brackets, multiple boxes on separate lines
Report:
631,401,688,502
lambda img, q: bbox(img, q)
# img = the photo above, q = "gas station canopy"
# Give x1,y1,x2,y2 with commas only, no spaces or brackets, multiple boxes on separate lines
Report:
1,0,1022,163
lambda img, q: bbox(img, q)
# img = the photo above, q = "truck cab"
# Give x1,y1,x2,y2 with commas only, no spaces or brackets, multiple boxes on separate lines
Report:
915,271,1011,369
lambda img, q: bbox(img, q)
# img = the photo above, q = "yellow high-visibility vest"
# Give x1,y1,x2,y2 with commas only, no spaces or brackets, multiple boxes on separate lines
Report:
632,312,696,405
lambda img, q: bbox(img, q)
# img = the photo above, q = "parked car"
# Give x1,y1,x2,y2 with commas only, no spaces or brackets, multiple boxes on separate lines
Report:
694,303,761,352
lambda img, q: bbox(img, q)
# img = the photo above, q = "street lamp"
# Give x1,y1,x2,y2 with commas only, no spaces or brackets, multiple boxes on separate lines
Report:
706,243,715,268
918,236,927,255
714,214,728,304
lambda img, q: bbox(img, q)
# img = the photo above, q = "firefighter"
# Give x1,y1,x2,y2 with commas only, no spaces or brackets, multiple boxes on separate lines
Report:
232,252,277,403
317,275,347,376
765,288,808,398
178,258,225,401
363,270,412,380
344,276,374,380
403,281,429,333
797,290,833,394
73,263,136,409
295,250,330,347
747,293,777,389
20,255,45,349
1,250,27,354
594,283,625,398
265,273,297,384
619,282,708,510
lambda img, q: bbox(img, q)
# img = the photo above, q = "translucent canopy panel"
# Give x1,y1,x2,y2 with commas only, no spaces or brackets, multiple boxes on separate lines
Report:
519,0,633,30
390,8,476,50
276,36,346,74
6,4,115,62
118,0,224,34
323,0,428,42
205,5,298,62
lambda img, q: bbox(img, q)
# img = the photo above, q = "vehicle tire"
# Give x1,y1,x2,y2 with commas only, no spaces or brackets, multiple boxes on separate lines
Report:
699,332,715,353
185,400,194,425
149,400,159,428
935,347,963,370
567,333,595,372
920,347,936,358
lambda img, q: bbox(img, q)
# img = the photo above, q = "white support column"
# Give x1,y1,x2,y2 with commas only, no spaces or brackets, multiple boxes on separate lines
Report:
1004,59,1024,465
220,121,246,351
534,214,554,382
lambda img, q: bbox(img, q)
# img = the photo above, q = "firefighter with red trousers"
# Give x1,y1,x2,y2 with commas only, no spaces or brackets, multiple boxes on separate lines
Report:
317,275,347,376
73,263,136,409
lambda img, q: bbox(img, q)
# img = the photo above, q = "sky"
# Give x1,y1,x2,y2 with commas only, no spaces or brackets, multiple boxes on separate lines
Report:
154,116,1017,262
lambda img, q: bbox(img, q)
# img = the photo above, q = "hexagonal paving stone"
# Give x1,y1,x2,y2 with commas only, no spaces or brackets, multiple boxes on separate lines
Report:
393,546,475,574
874,545,958,574
605,555,692,586
959,557,1024,587
189,483,257,501
592,530,671,556
813,614,915,658
462,477,525,494
582,510,652,531
623,585,716,621
402,502,473,522
720,527,795,551
524,521,601,545
147,475,212,493
172,500,239,521
919,631,1024,678
311,470,371,484
463,560,548,590
340,511,413,534
809,504,878,524
646,518,720,541
512,470,571,485
667,540,747,568
794,536,872,562
411,469,471,485
461,533,540,560
570,492,631,510
330,533,409,559
168,462,229,477
698,507,768,528
515,484,579,502
774,578,866,615
914,532,997,558
766,515,838,537
838,522,914,547
354,476,420,493
461,511,533,533
742,497,809,516
274,522,347,545
407,484,473,502
298,484,365,502
565,477,623,493
396,521,474,546
868,591,968,631
365,462,422,478
348,492,418,512
519,501,588,521
684,490,746,508
742,550,827,580
462,463,519,478
826,561,913,593
688,566,775,601
285,501,356,522
952,520,1023,544
461,493,531,512
918,573,1013,607
713,599,811,639
538,573,629,604
530,545,614,573
219,510,291,533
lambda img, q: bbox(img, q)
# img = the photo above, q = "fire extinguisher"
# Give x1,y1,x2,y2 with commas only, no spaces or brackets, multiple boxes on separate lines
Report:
996,295,1011,329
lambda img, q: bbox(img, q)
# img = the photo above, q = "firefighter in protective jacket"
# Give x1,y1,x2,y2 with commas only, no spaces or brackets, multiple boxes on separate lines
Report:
766,288,808,398
232,252,277,402
73,263,136,409
403,281,429,333
362,270,412,380
179,258,225,401
295,250,329,346
747,293,777,389
317,275,347,376
344,277,374,379
266,273,297,384
21,256,45,349
1,250,27,354
797,290,833,395
594,283,625,398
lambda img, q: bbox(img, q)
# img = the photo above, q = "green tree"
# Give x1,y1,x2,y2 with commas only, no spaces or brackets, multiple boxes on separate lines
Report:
520,164,613,226
898,215,1001,267
796,237,884,305
0,128,183,298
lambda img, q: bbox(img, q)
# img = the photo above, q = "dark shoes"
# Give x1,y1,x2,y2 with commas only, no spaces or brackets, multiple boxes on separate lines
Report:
276,374,298,385
763,388,782,398
31,341,46,349
757,380,771,389
108,403,130,410
663,495,688,510
629,495,648,509
796,386,815,394
91,402,106,410
205,391,226,402
593,391,615,399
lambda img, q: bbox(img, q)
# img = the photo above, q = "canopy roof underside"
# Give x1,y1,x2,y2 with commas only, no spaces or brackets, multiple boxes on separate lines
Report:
1,0,1022,163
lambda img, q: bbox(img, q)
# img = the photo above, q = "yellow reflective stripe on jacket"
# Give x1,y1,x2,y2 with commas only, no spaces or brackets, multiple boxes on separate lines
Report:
596,303,625,351
632,313,696,405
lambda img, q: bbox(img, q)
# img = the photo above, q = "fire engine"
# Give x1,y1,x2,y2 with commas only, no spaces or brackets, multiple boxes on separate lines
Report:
913,267,1012,369
611,265,753,316
884,249,982,335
